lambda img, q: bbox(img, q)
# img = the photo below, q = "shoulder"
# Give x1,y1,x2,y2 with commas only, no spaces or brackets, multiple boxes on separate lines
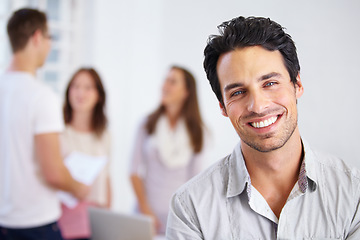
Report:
102,128,111,138
173,154,231,202
24,77,60,108
134,117,150,137
139,117,148,130
100,128,111,145
0,72,55,97
169,154,233,234
311,148,360,182
305,143,360,201
304,140,360,179
61,125,76,138
35,81,58,101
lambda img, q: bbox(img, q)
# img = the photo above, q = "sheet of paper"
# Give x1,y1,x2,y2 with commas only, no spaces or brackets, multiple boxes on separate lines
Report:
57,151,107,208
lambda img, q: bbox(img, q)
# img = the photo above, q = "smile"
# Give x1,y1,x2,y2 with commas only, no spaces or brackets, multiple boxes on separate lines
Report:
250,116,278,128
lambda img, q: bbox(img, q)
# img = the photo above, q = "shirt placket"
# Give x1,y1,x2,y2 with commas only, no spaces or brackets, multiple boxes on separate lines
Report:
277,161,308,239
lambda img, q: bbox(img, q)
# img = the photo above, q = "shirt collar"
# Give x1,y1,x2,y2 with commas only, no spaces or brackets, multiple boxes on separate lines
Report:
302,139,318,191
226,142,251,198
226,139,318,199
5,71,35,79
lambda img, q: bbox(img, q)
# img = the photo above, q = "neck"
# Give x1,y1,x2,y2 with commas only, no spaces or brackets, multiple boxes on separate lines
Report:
243,132,302,177
165,104,183,128
8,52,38,76
70,111,93,132
242,127,303,218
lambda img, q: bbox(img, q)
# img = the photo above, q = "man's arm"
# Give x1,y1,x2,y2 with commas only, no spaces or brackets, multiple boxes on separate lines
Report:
35,132,90,200
166,192,203,240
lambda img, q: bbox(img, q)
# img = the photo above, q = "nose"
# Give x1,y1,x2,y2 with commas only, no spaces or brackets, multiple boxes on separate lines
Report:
74,87,86,98
246,91,270,113
162,83,168,94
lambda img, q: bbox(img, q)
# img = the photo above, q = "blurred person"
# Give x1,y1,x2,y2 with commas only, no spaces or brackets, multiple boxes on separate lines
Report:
130,66,207,235
0,8,89,240
166,16,360,239
58,68,112,240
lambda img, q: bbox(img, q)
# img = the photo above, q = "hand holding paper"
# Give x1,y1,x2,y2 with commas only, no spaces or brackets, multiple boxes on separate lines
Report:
58,151,108,208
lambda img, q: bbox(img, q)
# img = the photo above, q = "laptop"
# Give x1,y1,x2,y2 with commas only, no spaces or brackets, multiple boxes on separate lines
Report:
88,207,153,240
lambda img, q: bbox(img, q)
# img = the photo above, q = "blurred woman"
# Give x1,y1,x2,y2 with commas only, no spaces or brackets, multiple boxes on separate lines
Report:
130,65,206,234
58,68,111,240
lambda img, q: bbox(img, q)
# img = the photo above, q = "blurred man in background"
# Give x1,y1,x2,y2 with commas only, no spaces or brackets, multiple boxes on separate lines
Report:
0,8,89,240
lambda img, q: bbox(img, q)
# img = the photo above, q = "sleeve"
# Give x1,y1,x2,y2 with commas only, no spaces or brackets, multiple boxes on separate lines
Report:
166,192,203,240
346,183,360,239
59,129,70,157
33,87,64,135
129,120,147,177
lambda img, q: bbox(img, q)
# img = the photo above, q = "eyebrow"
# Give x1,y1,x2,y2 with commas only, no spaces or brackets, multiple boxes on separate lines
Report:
224,82,244,93
259,72,282,81
223,72,282,93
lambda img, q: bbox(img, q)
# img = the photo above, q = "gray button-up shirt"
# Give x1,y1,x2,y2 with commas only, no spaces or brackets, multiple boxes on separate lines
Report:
166,140,360,239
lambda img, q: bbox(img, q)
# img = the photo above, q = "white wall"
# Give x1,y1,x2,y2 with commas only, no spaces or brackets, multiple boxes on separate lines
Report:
89,0,360,212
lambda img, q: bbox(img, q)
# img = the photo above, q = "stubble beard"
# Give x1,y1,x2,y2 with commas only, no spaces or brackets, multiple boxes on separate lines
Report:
238,114,298,153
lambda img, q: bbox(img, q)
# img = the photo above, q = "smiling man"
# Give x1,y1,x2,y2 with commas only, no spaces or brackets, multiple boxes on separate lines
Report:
166,16,360,239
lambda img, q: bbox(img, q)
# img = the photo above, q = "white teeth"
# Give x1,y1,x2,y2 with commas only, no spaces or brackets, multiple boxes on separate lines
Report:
251,116,277,128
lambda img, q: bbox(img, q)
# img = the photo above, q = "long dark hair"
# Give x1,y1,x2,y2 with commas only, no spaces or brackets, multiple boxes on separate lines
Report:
63,68,107,137
145,66,204,153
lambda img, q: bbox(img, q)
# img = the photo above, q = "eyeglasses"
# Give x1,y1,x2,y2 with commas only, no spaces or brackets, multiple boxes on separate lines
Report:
44,33,53,40
31,29,53,40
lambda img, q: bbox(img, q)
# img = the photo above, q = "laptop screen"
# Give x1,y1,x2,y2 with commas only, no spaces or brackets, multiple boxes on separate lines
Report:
88,207,153,240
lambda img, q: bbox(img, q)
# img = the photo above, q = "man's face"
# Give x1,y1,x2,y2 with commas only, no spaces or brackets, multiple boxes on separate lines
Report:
38,26,52,67
217,46,303,152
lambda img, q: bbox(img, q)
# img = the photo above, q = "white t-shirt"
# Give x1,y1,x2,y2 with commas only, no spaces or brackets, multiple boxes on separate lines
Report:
0,71,64,228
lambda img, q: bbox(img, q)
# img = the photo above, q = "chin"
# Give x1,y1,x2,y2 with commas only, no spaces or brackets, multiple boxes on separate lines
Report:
160,98,167,105
250,143,284,153
241,135,287,153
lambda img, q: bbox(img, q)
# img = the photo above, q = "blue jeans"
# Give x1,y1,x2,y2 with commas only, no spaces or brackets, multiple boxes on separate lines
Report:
0,222,63,240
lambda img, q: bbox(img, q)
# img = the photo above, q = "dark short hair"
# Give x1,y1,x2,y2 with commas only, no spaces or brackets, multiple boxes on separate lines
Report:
7,8,47,53
203,16,300,106
63,68,107,137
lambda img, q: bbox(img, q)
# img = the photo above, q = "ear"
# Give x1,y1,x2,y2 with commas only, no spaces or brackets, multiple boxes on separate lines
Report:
30,29,43,46
219,101,228,117
295,73,304,99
